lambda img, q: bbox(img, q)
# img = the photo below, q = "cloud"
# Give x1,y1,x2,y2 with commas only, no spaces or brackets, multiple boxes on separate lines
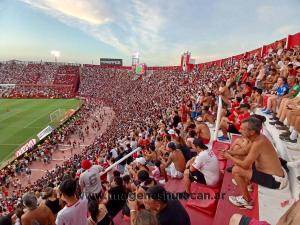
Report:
20,0,170,64
21,0,111,25
16,0,300,65
20,0,136,55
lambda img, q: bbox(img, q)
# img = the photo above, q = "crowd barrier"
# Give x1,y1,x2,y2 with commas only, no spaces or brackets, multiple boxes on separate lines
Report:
213,96,223,141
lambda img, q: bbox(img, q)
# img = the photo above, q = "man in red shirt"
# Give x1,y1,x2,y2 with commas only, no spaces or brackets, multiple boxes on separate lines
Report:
218,103,251,141
288,63,297,76
179,101,189,124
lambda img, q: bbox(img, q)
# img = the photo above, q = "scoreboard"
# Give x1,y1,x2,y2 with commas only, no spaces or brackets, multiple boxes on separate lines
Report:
100,58,123,66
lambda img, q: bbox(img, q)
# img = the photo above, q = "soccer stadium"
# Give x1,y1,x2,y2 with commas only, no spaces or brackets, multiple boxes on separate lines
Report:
0,1,300,225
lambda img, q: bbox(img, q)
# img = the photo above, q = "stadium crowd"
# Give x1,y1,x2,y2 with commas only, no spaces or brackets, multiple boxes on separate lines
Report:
0,63,79,98
0,42,300,225
7,85,74,99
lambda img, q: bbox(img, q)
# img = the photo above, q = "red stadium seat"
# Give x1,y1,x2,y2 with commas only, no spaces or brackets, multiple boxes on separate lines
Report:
212,141,230,160
263,96,269,108
186,183,220,216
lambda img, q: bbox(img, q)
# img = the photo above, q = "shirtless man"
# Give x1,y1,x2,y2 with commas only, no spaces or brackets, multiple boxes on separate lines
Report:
218,81,230,108
263,68,279,90
195,117,211,144
250,88,263,111
229,137,252,160
201,91,213,107
222,117,287,209
161,142,186,180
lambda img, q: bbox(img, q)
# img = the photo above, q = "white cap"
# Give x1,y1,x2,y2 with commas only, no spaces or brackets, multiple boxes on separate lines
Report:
168,129,175,135
134,157,146,165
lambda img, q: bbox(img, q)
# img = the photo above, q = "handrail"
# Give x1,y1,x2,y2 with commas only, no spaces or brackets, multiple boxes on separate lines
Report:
101,147,142,175
213,96,223,141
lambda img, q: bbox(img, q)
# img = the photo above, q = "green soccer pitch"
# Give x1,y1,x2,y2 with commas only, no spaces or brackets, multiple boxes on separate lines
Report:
0,98,80,165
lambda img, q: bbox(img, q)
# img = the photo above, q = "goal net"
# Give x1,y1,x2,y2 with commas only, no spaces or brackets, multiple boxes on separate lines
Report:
49,109,65,124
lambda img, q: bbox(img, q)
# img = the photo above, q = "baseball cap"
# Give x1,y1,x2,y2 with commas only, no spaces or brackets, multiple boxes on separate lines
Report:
134,157,146,165
168,129,175,135
81,160,92,170
193,138,208,150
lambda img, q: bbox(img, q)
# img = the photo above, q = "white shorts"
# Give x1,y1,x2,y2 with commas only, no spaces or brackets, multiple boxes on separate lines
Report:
166,163,183,179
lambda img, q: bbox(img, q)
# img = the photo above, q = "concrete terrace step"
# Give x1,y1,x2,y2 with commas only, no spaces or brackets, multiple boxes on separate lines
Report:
256,110,299,197
211,160,259,225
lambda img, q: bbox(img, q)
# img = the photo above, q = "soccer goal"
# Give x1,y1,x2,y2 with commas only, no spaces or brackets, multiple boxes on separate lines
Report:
49,108,65,124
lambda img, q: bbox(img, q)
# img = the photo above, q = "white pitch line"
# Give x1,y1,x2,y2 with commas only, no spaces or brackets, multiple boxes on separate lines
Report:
23,110,49,128
3,126,43,129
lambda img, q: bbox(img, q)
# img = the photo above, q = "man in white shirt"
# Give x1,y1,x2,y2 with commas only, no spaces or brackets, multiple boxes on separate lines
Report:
110,148,118,159
79,160,103,200
247,60,254,73
56,179,88,225
182,138,220,196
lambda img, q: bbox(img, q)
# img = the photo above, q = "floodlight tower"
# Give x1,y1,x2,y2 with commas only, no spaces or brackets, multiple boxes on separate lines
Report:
51,50,61,63
132,52,139,65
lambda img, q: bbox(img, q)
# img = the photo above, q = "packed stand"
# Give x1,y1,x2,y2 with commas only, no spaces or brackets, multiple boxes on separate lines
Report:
9,85,74,98
0,62,79,98
0,44,300,225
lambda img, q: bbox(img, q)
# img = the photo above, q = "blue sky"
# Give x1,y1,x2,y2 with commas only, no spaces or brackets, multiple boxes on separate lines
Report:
0,0,300,65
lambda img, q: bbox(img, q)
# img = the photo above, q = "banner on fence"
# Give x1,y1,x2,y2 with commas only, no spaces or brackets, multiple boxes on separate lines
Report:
15,139,36,158
37,125,54,140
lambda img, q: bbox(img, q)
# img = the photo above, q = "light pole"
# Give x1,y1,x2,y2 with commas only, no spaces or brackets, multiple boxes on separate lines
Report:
51,50,60,63
132,52,139,66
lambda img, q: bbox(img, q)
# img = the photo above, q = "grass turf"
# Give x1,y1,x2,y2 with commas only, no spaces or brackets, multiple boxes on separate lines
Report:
0,98,80,164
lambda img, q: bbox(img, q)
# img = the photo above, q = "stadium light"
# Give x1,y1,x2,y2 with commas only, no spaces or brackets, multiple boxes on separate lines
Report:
51,50,60,63
132,52,139,58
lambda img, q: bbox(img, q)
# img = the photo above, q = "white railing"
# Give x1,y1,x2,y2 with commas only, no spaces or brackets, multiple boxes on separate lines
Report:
213,96,223,141
101,147,142,175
